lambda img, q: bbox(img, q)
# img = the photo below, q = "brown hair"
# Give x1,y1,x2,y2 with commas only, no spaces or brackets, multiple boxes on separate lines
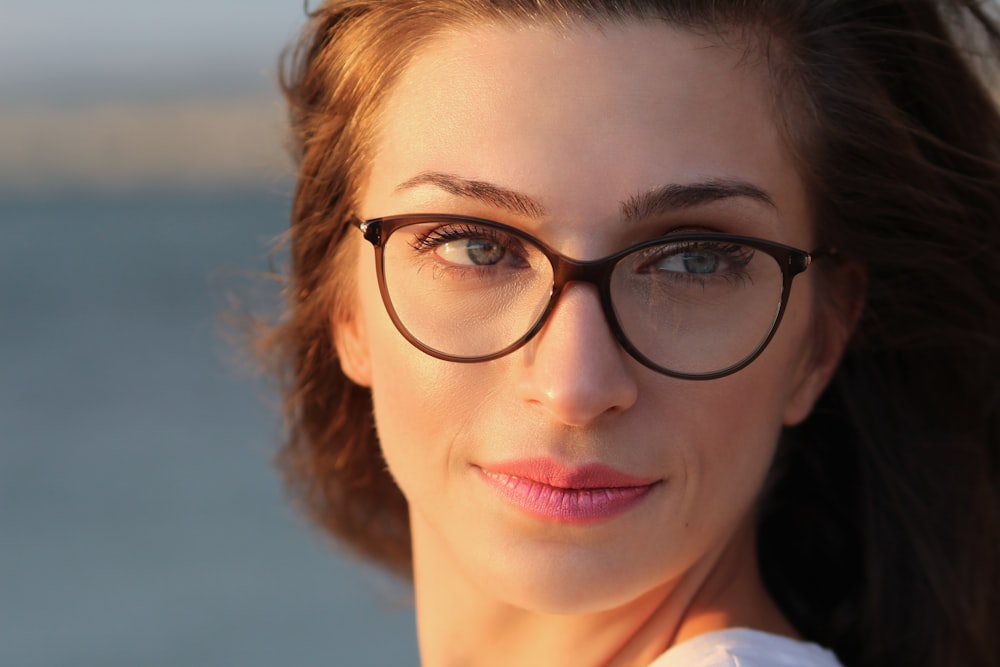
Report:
263,1,1000,665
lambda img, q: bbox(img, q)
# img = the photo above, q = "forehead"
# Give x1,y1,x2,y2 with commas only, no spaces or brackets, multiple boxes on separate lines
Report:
364,19,808,245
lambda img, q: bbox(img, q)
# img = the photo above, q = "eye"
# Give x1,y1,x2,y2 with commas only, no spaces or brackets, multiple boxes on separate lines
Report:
639,241,752,275
437,237,508,266
627,239,757,290
656,248,721,274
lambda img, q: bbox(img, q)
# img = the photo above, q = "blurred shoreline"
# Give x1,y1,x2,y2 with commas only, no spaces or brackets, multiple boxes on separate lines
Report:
0,96,292,197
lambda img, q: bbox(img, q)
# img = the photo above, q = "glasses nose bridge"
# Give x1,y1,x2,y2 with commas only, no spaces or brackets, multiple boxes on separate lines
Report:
549,253,614,296
542,253,620,340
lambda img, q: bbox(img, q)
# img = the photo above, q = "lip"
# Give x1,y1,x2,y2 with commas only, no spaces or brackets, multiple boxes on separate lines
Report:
475,458,660,525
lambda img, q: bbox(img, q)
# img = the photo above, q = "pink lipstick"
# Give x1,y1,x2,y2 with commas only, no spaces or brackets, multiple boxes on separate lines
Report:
476,458,659,525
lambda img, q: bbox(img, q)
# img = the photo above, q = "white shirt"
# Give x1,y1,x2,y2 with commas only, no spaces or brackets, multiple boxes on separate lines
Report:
649,628,844,667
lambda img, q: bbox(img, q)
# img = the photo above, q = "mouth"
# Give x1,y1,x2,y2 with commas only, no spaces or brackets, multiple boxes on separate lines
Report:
475,458,661,525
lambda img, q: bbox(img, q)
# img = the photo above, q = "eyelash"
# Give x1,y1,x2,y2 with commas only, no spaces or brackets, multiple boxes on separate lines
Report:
409,223,513,252
668,241,754,266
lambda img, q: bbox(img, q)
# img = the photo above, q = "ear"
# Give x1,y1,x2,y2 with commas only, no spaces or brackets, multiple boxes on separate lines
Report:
783,261,866,426
333,310,373,388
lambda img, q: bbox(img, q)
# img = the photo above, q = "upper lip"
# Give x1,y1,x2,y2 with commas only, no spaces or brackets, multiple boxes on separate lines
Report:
477,457,659,489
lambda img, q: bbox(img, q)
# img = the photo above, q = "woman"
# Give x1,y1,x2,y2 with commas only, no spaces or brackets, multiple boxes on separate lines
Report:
262,1,1000,665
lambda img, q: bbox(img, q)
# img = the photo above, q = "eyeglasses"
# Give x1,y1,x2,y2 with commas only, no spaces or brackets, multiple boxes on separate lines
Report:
356,214,823,380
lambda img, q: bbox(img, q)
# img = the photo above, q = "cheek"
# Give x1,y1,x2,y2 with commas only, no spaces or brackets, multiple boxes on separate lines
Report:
352,244,493,502
668,290,819,526
667,374,786,529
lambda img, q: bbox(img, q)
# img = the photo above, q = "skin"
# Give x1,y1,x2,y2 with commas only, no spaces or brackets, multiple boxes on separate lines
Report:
335,20,850,667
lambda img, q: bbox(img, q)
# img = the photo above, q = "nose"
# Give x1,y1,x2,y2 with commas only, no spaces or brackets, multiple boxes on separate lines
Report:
516,282,639,426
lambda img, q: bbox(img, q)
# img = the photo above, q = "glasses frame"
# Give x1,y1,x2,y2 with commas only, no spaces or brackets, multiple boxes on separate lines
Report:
356,214,820,380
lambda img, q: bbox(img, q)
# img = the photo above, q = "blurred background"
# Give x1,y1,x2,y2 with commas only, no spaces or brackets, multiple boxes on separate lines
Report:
1,2,418,665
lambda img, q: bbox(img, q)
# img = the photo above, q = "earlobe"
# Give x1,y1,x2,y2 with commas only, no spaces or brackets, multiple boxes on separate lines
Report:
334,313,373,388
783,262,867,426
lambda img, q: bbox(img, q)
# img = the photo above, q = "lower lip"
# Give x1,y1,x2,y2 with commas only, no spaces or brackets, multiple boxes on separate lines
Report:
477,468,658,525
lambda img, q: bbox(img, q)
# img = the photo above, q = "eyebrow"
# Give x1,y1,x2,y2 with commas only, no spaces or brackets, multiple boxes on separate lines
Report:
620,179,776,222
395,172,774,222
396,172,546,218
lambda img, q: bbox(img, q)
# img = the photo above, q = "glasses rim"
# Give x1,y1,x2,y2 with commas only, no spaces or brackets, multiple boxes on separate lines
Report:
356,213,822,380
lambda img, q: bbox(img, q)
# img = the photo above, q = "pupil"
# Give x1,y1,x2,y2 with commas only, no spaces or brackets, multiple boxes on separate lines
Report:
682,251,718,274
467,239,506,265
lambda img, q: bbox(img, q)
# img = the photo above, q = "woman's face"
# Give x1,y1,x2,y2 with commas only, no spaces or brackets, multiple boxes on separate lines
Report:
340,20,837,614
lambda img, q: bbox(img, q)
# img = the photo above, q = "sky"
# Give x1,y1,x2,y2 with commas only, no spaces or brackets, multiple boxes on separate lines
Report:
1,1,308,193
2,0,304,101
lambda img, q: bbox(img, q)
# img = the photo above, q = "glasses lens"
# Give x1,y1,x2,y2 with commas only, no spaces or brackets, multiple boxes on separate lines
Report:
380,220,554,358
610,238,785,375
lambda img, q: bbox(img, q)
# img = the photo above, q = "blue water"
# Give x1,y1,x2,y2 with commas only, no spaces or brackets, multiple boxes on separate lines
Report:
0,191,418,666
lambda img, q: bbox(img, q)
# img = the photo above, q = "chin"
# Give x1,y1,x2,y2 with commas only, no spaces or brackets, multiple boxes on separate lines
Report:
472,538,675,616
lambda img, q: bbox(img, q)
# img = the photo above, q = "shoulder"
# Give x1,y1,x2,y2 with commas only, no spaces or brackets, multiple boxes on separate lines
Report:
648,628,844,667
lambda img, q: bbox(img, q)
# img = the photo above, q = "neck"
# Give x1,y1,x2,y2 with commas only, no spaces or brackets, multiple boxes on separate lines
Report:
410,513,794,667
